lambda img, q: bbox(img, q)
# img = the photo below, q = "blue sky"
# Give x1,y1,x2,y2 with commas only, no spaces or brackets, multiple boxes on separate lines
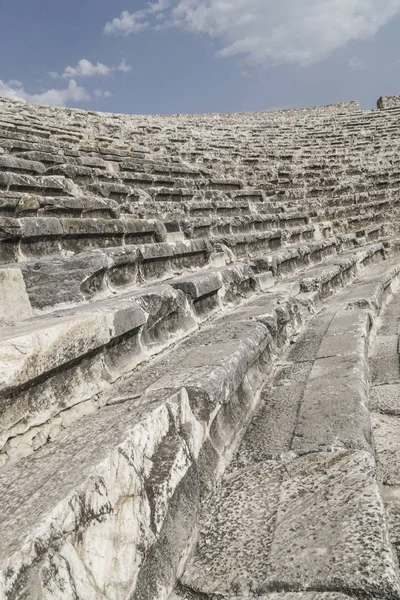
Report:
0,0,400,114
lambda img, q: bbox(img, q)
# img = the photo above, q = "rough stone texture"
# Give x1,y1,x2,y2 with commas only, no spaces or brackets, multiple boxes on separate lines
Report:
378,95,400,109
1,95,400,598
372,412,400,485
291,310,372,454
366,276,400,577
371,383,400,414
0,289,306,599
235,360,313,464
183,451,400,599
0,266,32,325
172,593,368,600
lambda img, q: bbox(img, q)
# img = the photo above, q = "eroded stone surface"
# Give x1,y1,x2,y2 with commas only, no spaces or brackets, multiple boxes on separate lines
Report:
183,451,400,599
0,267,32,326
1,95,400,599
370,383,400,414
235,360,313,464
172,594,373,600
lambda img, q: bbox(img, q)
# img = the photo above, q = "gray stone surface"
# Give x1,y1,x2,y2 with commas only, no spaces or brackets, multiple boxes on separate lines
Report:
285,309,334,362
370,335,400,385
0,300,289,598
0,267,32,325
235,360,313,464
372,412,400,485
1,95,400,598
292,310,372,454
292,373,371,453
370,383,400,414
181,460,282,596
183,451,400,598
378,95,400,109
172,593,377,600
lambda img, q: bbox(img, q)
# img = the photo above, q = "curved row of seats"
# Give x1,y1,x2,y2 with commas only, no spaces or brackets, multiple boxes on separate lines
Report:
0,95,399,598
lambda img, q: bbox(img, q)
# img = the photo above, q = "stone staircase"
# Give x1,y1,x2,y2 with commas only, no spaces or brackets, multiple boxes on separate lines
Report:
0,95,400,599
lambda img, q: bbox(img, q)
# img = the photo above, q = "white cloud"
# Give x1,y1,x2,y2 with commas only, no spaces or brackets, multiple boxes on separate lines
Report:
117,59,132,72
49,58,133,80
104,10,149,35
62,59,112,78
0,79,90,107
147,0,171,14
105,0,400,66
104,1,172,35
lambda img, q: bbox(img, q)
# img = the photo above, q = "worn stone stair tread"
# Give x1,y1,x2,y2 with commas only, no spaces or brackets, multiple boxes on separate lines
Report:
0,281,198,450
0,244,385,467
181,451,399,598
178,253,400,600
172,592,375,600
0,313,284,594
8,237,212,309
0,192,122,219
1,252,394,592
250,238,338,275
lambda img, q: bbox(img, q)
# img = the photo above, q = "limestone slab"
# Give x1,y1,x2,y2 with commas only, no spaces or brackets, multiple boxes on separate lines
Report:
292,373,371,453
0,389,203,599
370,383,400,414
171,270,222,300
236,360,313,464
372,412,400,485
146,319,270,423
0,267,32,326
181,461,282,596
370,335,400,385
286,310,334,363
262,451,400,598
183,451,400,598
0,311,110,393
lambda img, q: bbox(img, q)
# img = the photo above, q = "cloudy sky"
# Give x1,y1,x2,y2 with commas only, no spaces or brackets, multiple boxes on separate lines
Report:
1,0,400,113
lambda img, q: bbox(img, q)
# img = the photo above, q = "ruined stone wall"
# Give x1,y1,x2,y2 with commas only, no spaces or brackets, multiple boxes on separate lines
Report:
377,95,400,109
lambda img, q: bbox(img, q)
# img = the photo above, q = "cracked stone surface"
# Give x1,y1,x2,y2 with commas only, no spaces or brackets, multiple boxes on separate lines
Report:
1,96,400,598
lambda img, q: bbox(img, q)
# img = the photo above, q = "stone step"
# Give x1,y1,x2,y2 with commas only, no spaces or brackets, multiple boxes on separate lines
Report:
0,284,197,464
368,287,400,565
0,191,121,219
0,258,262,465
175,214,311,239
5,236,367,315
297,243,386,296
0,285,308,598
4,238,212,310
0,215,166,263
0,171,76,197
250,238,338,279
181,451,398,598
178,257,400,600
40,162,243,195
212,226,316,259
0,245,390,552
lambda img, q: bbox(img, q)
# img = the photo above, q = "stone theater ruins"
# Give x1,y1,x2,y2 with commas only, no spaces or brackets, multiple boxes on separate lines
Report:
0,94,400,598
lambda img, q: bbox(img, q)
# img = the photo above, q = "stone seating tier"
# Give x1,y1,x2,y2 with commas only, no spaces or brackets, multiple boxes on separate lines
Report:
1,95,400,599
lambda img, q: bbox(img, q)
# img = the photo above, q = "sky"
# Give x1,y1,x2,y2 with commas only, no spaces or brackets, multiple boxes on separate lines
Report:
0,0,400,114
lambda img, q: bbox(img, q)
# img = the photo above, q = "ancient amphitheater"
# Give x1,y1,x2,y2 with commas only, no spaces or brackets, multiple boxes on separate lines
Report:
1,94,400,599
